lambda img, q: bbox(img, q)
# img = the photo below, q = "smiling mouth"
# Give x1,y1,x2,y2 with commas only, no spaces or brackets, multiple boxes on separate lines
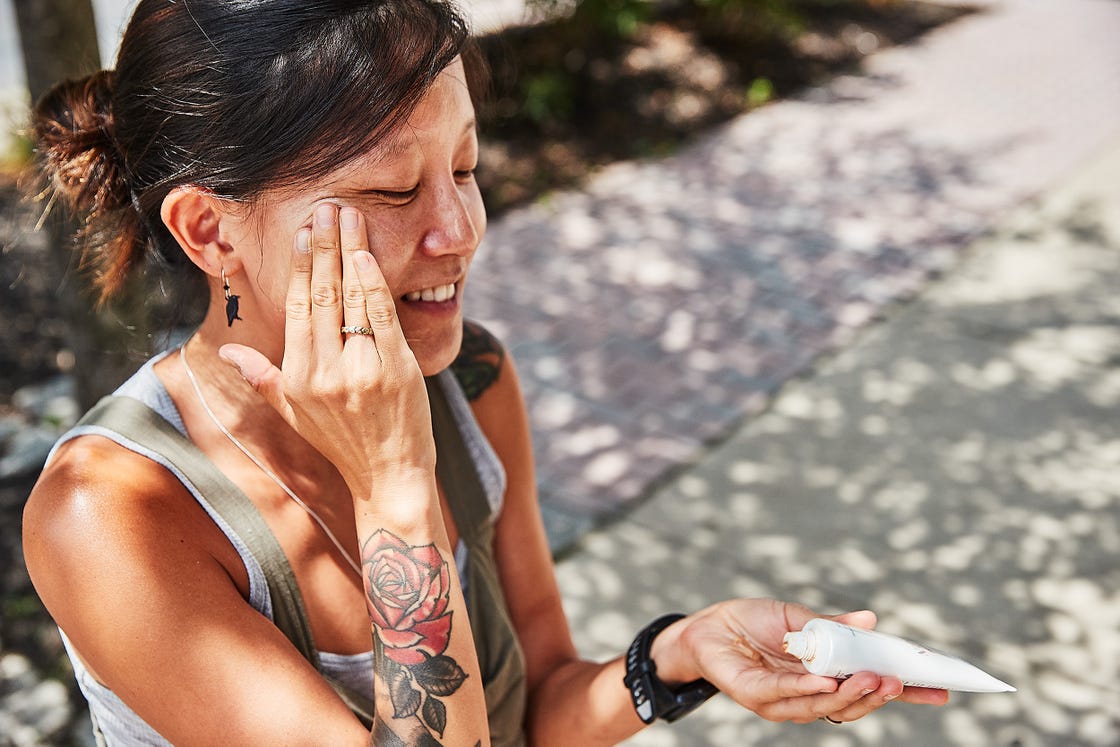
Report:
403,283,457,303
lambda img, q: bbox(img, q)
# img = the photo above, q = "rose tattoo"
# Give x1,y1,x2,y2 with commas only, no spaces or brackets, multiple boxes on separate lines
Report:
363,530,467,740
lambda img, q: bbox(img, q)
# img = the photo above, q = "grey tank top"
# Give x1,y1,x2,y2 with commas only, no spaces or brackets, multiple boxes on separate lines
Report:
50,351,507,745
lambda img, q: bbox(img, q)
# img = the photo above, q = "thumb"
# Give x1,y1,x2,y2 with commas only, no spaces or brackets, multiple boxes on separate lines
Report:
829,609,878,631
218,344,292,421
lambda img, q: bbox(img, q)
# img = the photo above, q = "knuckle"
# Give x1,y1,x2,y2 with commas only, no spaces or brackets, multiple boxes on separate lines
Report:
809,703,831,719
342,283,366,309
285,297,312,322
367,291,398,327
306,376,335,402
311,282,341,308
367,303,397,329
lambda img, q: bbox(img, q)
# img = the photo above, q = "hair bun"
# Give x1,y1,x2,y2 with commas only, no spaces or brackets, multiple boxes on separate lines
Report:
33,70,132,216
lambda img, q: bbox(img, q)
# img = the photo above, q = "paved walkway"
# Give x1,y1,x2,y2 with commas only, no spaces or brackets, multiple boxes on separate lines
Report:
556,130,1120,745
467,0,1120,549
2,0,1119,743
543,1,1120,744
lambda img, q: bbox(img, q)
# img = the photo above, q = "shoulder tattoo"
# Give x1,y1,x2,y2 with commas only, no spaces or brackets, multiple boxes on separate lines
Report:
450,321,505,402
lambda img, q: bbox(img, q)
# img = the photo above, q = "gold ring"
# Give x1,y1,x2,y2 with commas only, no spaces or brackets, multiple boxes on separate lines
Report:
341,325,375,335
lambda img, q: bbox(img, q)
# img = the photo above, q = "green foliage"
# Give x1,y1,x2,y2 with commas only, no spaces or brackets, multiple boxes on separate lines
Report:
527,0,652,39
0,120,34,173
747,76,775,108
522,70,575,127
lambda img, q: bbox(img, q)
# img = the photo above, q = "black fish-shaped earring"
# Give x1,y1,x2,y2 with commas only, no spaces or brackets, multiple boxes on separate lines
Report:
222,267,242,327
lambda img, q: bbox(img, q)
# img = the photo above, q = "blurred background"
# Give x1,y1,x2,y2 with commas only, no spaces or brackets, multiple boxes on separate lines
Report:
2,0,1119,744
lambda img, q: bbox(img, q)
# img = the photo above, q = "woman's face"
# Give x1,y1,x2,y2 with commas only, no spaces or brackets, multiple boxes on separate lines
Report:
236,58,485,375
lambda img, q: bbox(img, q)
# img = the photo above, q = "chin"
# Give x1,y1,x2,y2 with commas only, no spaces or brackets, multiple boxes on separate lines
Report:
412,324,463,378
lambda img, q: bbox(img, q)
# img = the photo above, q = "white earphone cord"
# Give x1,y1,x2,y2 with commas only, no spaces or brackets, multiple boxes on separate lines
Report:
179,346,363,577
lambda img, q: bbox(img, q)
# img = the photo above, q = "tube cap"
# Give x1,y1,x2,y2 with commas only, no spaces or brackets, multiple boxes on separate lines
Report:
783,631,810,660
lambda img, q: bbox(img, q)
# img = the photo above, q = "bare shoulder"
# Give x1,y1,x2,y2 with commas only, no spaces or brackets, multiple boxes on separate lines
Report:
23,435,243,628
25,434,207,549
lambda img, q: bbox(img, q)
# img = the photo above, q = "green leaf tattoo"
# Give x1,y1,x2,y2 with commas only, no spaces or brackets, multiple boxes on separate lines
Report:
388,665,422,720
422,694,448,738
451,320,505,401
412,654,468,697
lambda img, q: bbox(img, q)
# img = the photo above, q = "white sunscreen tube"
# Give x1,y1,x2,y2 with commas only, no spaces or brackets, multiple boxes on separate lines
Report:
782,618,1015,692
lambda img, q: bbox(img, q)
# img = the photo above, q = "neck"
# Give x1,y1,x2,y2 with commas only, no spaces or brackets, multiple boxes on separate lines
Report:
177,332,362,577
179,324,303,463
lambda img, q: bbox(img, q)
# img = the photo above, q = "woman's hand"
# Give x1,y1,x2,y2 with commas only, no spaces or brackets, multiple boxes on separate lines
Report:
653,599,950,724
219,202,435,499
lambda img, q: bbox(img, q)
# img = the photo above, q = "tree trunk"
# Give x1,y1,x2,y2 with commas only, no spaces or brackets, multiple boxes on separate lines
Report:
14,0,151,409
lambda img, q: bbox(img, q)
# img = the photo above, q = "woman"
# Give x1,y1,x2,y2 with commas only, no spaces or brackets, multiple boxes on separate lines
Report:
22,0,948,744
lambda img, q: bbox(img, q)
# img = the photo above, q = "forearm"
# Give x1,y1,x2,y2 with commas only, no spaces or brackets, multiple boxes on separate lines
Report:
525,615,702,745
354,477,490,746
526,656,644,746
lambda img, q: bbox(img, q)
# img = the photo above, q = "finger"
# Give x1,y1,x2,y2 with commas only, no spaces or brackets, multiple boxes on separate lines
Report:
219,344,296,424
754,672,882,723
339,206,372,332
353,249,409,363
283,227,314,379
722,666,837,711
818,673,902,724
830,609,877,631
310,202,344,355
897,686,950,706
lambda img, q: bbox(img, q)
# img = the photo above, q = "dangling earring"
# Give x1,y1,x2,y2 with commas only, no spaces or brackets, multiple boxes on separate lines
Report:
222,267,242,327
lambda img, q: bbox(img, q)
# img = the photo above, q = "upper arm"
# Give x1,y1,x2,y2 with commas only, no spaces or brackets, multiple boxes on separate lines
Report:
458,322,580,691
22,438,368,746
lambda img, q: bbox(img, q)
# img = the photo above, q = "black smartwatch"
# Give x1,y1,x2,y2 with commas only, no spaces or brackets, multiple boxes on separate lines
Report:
623,613,719,724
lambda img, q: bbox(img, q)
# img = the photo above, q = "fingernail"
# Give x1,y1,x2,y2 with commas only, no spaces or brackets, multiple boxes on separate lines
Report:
339,207,358,230
296,228,311,253
861,688,875,696
315,203,336,227
883,693,897,701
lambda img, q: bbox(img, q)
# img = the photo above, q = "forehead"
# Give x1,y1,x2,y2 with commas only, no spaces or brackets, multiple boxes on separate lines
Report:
333,60,475,173
382,61,473,146
259,60,475,207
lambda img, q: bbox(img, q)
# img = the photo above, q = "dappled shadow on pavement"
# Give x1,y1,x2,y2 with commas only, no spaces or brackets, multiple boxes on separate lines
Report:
556,148,1120,745
468,0,1120,549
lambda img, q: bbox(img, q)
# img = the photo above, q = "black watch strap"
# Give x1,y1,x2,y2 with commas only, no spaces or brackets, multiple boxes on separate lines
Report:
623,613,719,724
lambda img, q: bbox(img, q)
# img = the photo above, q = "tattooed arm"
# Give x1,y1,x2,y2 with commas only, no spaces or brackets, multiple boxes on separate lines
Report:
221,204,490,744
362,529,477,745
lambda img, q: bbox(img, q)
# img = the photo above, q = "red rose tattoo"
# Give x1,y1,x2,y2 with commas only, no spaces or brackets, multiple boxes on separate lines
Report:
363,530,467,741
364,530,453,665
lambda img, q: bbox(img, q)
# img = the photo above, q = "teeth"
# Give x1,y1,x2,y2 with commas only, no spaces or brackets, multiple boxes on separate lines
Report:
405,283,456,303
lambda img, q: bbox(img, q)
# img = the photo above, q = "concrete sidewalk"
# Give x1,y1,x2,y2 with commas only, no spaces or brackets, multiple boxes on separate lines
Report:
555,132,1120,746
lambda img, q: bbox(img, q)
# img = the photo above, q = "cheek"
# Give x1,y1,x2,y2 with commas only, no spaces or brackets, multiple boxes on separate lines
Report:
361,220,413,292
463,182,487,240
249,228,299,315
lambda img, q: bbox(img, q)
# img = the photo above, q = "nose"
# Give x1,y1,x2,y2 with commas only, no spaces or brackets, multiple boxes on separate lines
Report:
420,179,480,257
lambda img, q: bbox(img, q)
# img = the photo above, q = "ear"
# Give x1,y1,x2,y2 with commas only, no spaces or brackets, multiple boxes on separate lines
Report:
160,186,238,276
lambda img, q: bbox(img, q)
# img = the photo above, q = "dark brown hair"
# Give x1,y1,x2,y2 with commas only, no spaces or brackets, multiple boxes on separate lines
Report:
32,0,477,304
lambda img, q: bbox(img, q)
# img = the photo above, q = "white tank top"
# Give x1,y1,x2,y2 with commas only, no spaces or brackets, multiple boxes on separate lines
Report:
49,351,506,744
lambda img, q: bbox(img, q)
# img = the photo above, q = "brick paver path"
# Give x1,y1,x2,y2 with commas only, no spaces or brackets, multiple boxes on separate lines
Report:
466,0,1120,548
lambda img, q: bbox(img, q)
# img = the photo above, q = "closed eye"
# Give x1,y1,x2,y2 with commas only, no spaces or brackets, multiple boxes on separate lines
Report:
372,185,420,202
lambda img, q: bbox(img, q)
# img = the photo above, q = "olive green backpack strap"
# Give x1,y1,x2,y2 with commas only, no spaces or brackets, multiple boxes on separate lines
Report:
76,395,320,668
425,373,528,746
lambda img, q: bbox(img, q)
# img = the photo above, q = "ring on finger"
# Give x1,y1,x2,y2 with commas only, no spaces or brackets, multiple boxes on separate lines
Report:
341,325,375,336
821,716,843,724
